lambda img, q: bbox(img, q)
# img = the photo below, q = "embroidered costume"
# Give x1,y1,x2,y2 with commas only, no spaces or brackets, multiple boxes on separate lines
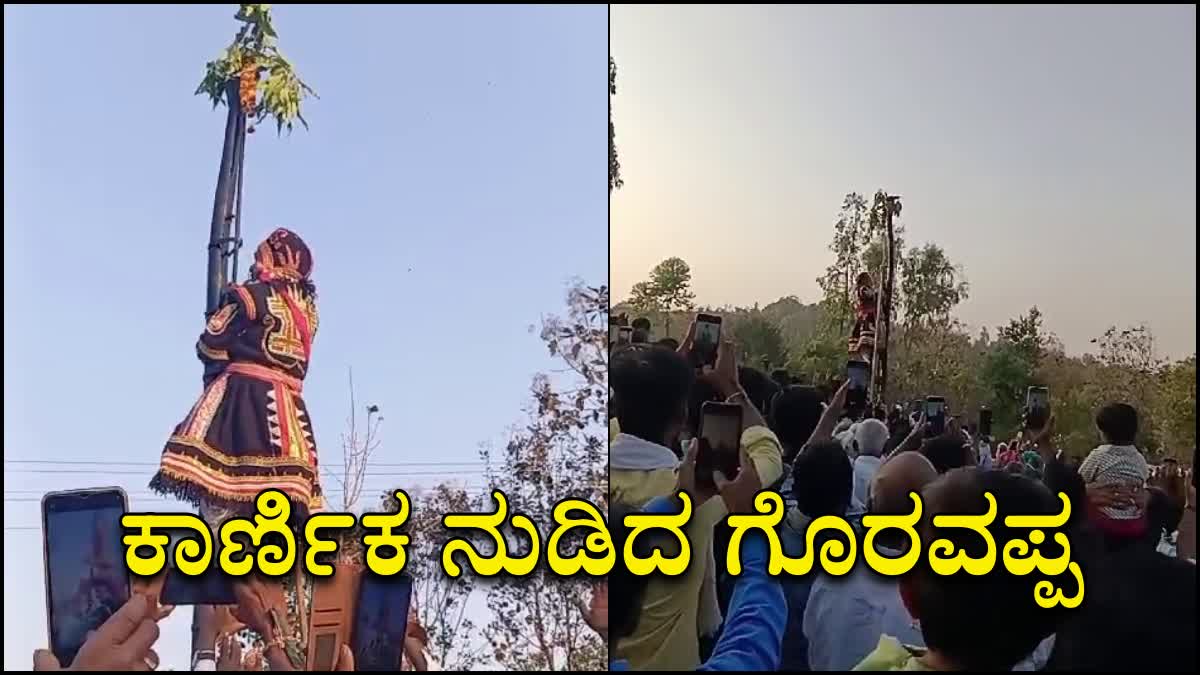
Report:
849,271,878,360
150,228,324,520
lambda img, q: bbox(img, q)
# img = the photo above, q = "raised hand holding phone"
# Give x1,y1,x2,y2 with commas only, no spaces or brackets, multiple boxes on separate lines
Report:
715,448,761,514
33,594,165,672
808,380,851,446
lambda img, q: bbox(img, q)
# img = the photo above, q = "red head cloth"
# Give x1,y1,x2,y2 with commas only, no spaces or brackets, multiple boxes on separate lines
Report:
253,228,313,284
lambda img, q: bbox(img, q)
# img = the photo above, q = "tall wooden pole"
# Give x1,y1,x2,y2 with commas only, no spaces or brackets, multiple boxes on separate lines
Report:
205,79,246,317
870,194,899,407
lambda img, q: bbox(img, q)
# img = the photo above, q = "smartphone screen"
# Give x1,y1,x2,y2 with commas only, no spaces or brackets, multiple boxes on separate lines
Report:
692,314,722,367
42,489,131,668
1025,386,1049,428
925,397,946,436
159,530,236,607
352,574,414,672
979,408,993,439
700,402,742,481
846,360,870,410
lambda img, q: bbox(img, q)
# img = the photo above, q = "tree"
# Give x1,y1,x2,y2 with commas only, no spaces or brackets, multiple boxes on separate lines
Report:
816,193,870,333
478,283,608,671
899,243,969,330
629,258,696,338
1154,356,1196,459
609,57,623,193
627,280,663,319
325,368,384,513
998,306,1050,366
730,313,789,370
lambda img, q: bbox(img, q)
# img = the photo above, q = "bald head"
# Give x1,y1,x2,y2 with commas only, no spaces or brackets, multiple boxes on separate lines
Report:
870,451,937,516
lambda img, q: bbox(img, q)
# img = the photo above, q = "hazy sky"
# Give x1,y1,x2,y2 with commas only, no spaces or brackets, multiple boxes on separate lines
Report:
612,5,1196,358
4,4,604,669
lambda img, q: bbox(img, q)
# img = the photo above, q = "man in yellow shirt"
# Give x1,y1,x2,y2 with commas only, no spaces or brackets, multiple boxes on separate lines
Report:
610,335,783,670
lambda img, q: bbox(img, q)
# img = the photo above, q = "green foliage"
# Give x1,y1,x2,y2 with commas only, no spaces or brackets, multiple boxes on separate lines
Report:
627,257,696,337
196,4,318,134
816,193,871,333
480,283,607,671
729,312,790,370
900,243,969,329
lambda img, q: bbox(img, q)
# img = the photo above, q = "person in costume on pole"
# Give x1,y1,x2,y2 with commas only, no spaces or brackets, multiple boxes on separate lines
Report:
150,227,324,524
849,271,878,361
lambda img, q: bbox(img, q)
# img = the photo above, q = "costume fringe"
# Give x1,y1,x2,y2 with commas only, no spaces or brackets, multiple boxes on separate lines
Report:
148,469,314,522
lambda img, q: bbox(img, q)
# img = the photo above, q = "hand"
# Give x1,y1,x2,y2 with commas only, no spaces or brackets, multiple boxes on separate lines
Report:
33,594,165,671
893,414,926,455
334,644,355,672
702,339,740,398
217,634,243,671
1022,413,1056,447
1087,483,1138,510
577,582,608,639
716,448,761,514
808,380,850,445
675,439,699,501
677,320,697,360
232,578,288,643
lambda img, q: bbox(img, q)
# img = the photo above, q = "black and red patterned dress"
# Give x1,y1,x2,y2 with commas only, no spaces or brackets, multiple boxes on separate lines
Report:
150,229,324,521
849,271,878,360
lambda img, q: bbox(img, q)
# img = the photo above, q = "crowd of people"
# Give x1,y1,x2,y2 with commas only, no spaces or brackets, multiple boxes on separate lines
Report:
608,316,1196,672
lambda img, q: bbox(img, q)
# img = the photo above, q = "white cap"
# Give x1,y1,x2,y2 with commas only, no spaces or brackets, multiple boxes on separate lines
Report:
854,419,890,457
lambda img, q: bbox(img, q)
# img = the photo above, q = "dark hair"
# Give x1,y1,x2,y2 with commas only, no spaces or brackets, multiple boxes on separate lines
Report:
912,469,1068,670
737,366,780,417
1042,459,1087,529
769,386,825,462
631,317,652,332
1096,403,1138,446
922,437,971,474
791,440,852,518
1048,546,1196,672
770,368,792,389
611,345,694,445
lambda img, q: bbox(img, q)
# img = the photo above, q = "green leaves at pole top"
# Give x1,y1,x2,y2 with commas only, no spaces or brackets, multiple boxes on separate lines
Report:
196,4,318,135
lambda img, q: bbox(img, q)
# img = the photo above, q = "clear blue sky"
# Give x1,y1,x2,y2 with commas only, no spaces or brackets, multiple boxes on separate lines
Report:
612,5,1196,358
4,4,606,669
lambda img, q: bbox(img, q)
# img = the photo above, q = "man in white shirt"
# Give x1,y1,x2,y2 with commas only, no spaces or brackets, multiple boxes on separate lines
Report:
804,452,936,670
847,418,889,517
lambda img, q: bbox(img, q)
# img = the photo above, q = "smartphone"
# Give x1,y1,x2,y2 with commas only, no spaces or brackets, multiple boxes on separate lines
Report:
700,401,743,481
352,573,414,672
692,314,723,368
1025,386,1049,429
42,488,132,668
159,530,236,607
846,360,870,411
308,567,364,671
617,326,633,345
979,407,993,439
925,396,947,436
